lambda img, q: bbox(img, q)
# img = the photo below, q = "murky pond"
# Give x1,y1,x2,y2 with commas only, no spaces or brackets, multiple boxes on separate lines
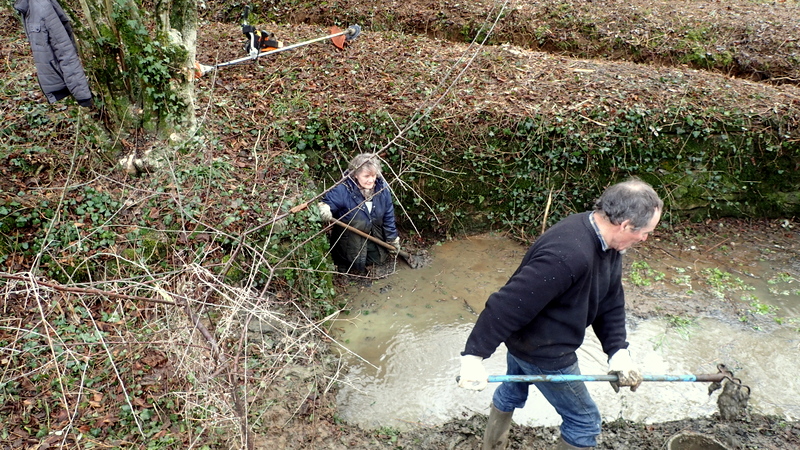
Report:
331,232,800,430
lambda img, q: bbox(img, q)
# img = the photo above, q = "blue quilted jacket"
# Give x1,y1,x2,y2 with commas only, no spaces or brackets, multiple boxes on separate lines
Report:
15,0,93,106
322,175,398,270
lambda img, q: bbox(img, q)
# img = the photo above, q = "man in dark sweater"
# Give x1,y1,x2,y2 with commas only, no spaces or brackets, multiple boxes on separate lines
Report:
458,179,663,450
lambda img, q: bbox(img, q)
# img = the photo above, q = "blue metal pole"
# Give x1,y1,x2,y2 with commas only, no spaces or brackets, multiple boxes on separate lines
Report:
488,373,726,383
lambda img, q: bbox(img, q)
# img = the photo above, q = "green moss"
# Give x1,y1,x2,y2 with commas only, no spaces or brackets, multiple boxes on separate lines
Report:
220,254,246,284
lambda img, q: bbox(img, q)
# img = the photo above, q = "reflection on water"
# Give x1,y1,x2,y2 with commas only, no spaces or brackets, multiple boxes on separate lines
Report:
332,234,800,430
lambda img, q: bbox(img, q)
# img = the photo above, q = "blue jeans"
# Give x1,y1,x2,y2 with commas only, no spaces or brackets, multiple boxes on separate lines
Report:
492,353,602,447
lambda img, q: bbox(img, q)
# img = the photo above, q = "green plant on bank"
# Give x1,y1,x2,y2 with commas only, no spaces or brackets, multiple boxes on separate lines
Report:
459,17,497,45
671,267,694,294
375,425,401,444
749,300,778,316
701,267,754,299
533,25,552,46
651,314,697,350
766,272,799,296
667,314,696,339
739,293,778,316
5,145,48,173
680,42,734,71
768,272,795,284
736,293,790,329
626,260,666,287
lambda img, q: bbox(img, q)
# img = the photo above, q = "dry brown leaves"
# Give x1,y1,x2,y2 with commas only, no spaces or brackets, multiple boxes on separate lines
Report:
195,17,800,136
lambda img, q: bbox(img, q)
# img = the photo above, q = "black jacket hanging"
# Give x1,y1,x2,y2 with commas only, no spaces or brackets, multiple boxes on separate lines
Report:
15,0,93,106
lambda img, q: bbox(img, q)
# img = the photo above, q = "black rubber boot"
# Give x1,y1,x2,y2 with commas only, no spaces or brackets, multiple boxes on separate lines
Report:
554,436,594,449
482,403,514,450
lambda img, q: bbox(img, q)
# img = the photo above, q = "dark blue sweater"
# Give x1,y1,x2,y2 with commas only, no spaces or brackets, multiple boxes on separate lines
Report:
463,212,629,370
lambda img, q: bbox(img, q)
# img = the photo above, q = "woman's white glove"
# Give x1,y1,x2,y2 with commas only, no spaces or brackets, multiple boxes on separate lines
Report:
458,355,488,391
608,349,643,393
317,202,333,222
388,236,401,253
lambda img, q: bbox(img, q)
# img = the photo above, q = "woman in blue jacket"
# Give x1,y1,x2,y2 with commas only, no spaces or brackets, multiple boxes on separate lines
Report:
318,154,400,273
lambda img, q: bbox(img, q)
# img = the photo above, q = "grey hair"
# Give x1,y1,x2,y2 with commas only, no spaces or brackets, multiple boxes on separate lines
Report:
594,178,663,229
348,153,382,178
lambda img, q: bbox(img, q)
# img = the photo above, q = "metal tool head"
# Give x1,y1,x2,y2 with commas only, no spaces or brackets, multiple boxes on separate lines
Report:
331,27,346,50
345,24,362,41
706,363,751,420
707,363,737,396
194,61,215,78
331,24,362,50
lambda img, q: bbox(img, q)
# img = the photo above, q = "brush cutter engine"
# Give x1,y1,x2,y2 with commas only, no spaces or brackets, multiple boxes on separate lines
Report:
241,25,283,56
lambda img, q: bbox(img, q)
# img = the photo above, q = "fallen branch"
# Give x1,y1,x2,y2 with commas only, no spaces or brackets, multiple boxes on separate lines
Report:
0,272,183,306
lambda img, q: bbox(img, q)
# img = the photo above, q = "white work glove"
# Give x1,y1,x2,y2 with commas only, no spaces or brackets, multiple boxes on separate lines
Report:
317,202,333,222
388,236,400,254
458,355,488,391
608,349,643,393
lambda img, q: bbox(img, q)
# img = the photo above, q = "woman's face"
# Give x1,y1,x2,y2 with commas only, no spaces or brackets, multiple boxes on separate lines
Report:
354,169,377,190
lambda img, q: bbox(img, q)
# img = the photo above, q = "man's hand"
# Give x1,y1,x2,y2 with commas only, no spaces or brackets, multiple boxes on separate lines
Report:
317,202,333,222
389,237,401,254
458,355,488,391
608,349,643,393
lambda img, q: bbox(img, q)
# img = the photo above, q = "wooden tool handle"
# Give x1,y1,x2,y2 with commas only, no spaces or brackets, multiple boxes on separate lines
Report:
331,217,397,253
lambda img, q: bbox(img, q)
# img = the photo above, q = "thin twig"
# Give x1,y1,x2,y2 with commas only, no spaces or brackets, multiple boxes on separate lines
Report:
541,188,553,235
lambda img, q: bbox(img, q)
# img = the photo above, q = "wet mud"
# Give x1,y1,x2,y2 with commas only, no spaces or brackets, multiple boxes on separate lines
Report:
716,379,751,422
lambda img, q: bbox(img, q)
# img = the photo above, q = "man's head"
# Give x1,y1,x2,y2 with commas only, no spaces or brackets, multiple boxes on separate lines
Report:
594,179,663,251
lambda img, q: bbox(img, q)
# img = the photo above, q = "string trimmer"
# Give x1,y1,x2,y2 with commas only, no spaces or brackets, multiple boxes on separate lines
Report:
195,5,361,77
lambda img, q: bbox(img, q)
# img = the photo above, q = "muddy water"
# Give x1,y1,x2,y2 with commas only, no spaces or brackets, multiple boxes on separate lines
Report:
332,233,800,430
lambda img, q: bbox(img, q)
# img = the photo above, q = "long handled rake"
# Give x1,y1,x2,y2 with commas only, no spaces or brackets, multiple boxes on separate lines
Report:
459,364,749,396
487,373,726,383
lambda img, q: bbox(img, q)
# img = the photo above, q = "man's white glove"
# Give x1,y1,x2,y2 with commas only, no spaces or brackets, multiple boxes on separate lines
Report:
388,236,401,254
458,355,488,391
317,202,333,222
608,349,643,393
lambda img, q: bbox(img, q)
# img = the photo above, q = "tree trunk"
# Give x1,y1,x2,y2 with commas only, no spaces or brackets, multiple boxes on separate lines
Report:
63,0,198,166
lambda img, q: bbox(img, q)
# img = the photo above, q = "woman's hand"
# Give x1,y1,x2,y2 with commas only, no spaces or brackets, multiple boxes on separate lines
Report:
389,237,400,253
